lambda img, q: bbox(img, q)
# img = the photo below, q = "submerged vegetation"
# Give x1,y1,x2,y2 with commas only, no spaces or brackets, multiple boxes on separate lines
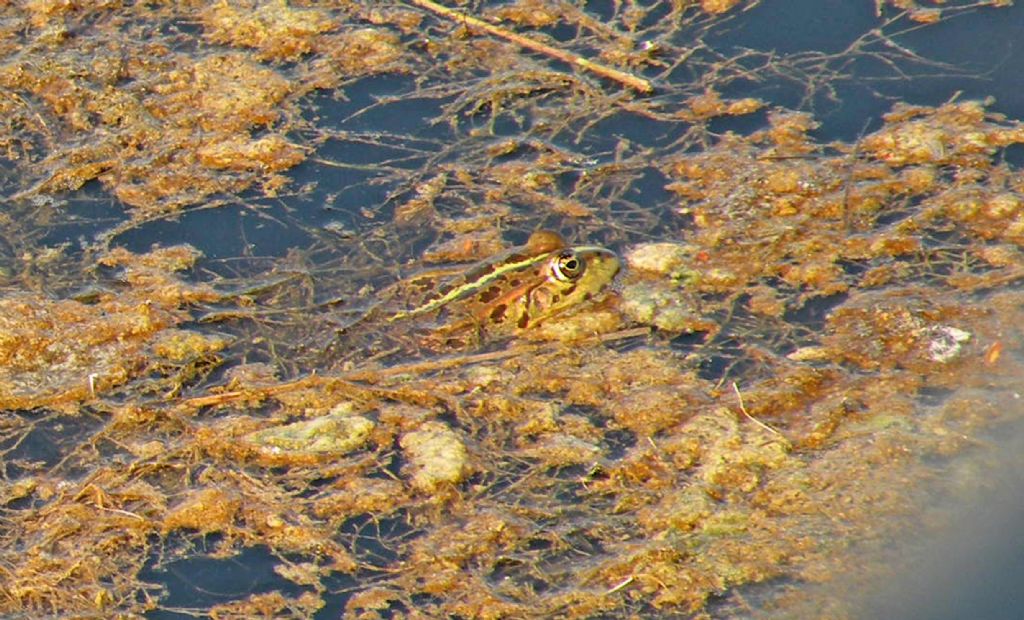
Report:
0,0,1022,617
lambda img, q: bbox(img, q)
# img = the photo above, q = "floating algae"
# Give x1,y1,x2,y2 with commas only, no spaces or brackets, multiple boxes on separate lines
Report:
2,1,1024,618
399,421,470,494
244,402,374,458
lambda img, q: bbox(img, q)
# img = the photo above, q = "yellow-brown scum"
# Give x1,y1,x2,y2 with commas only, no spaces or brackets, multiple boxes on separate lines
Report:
1,2,1023,619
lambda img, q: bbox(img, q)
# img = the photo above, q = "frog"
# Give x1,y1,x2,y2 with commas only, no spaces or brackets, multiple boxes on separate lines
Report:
379,230,621,348
250,232,621,457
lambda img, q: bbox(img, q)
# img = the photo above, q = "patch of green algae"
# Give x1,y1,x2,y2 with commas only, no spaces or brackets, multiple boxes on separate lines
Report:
244,403,374,457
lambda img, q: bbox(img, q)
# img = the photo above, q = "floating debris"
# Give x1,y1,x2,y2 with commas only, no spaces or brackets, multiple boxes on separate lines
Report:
625,241,702,282
620,281,716,333
243,402,375,459
399,421,470,493
2,2,1024,619
926,326,972,363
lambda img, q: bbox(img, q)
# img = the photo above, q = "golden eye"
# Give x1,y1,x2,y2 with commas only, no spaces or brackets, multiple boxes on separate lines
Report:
552,250,585,281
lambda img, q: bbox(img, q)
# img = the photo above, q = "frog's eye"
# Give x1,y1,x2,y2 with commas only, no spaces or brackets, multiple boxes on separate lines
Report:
552,250,585,281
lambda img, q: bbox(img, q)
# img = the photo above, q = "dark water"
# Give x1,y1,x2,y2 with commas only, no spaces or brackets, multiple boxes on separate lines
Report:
152,3,1024,617
96,2,1024,265
11,1,1024,617
711,1,1024,140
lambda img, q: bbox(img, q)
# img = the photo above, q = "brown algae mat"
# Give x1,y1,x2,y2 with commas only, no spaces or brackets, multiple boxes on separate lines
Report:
1,1,1023,618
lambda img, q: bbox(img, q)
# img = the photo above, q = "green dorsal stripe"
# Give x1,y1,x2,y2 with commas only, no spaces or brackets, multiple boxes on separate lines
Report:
388,245,607,322
389,252,551,321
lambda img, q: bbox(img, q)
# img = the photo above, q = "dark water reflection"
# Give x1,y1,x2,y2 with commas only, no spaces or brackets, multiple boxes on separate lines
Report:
711,1,1024,140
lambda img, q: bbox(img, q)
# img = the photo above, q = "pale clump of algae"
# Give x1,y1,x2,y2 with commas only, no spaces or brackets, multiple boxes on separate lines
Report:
1,0,1023,617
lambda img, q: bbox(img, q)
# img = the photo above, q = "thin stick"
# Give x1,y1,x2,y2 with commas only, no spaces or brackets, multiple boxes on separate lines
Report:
605,575,634,595
177,374,327,409
732,381,785,438
406,0,654,93
176,327,650,410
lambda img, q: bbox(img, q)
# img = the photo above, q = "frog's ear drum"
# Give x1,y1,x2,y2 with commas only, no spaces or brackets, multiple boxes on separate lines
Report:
553,251,585,281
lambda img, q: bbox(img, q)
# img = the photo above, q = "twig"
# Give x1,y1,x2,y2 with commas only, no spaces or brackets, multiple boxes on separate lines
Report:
176,327,650,410
342,344,534,381
341,327,650,381
731,381,785,438
405,0,653,93
177,374,328,409
605,575,634,595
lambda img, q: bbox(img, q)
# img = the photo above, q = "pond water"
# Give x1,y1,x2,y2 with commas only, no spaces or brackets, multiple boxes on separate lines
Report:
2,1,1024,618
